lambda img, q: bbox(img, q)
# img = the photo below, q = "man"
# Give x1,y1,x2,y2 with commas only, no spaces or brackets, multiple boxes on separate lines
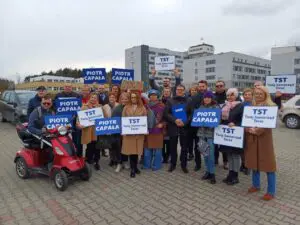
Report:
273,91,283,110
213,80,228,169
27,86,47,119
28,93,55,136
150,68,181,96
55,84,80,99
97,84,109,105
254,81,263,89
163,84,191,173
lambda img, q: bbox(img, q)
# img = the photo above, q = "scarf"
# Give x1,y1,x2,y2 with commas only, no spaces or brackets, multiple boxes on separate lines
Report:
222,101,240,120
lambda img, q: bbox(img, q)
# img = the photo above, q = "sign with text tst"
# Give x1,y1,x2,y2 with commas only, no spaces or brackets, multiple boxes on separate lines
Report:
214,125,244,148
77,107,104,127
155,56,175,71
82,68,106,84
266,74,297,94
121,116,148,135
112,68,134,84
242,106,278,128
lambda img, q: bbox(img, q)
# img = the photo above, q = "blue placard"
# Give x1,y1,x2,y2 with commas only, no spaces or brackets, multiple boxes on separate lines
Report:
82,68,106,84
55,98,82,115
172,104,187,123
111,68,134,84
44,115,73,130
95,117,121,135
191,108,221,128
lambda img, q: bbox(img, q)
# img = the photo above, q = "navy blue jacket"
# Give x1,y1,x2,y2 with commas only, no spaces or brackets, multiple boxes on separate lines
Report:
28,107,55,136
27,95,42,118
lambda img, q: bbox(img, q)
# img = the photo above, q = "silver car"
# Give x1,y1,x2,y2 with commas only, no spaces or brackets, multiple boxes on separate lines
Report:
279,95,300,129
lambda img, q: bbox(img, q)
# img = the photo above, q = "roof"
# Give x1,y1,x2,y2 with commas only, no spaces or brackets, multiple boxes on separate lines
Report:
189,43,214,48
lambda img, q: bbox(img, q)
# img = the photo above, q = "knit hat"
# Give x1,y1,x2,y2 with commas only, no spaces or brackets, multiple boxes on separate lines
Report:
203,91,214,99
148,89,160,98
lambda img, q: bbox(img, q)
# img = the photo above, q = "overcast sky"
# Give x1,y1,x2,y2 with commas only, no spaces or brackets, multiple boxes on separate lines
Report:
1,0,299,81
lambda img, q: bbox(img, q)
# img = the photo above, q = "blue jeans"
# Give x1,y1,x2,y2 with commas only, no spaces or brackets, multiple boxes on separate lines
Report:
203,138,215,174
252,170,276,196
143,148,162,170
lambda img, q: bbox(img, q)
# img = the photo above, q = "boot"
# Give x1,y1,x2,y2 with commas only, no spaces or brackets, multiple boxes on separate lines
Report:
201,172,211,180
227,172,239,185
94,162,100,171
168,165,176,172
223,171,233,183
115,164,122,173
130,169,136,178
209,174,216,184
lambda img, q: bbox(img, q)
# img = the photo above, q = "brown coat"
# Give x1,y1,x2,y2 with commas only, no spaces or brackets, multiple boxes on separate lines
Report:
122,104,147,155
244,128,277,172
79,104,111,145
144,133,164,148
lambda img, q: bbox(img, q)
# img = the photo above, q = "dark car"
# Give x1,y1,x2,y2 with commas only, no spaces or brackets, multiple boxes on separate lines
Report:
0,90,36,123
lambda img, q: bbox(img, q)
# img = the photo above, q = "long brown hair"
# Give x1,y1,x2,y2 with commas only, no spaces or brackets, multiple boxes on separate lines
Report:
128,91,144,107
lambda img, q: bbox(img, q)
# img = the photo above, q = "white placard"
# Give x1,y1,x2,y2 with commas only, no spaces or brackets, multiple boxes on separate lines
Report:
77,107,104,127
266,74,297,94
213,125,244,148
155,56,175,71
242,106,278,128
121,116,148,135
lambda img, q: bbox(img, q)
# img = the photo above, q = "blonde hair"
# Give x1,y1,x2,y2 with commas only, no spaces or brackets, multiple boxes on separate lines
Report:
253,86,276,106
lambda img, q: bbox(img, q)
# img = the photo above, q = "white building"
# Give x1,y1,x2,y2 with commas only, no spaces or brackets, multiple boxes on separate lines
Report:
29,75,83,83
125,45,186,89
271,46,300,92
183,47,271,90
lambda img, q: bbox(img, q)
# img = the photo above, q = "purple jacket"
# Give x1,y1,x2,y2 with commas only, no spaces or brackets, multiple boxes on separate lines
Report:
148,101,165,134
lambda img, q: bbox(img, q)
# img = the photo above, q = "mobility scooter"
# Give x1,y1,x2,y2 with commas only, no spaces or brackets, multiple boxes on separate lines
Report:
15,123,92,191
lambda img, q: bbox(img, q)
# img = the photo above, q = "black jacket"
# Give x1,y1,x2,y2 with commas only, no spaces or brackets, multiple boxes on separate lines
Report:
55,91,81,99
228,102,250,126
214,91,226,105
163,96,191,137
98,93,109,105
27,95,42,118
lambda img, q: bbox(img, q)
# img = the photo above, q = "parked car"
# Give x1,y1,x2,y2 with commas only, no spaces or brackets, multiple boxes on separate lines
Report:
0,90,36,123
279,95,300,129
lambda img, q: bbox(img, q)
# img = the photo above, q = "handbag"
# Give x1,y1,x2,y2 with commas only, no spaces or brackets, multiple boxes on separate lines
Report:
96,135,112,149
198,138,210,157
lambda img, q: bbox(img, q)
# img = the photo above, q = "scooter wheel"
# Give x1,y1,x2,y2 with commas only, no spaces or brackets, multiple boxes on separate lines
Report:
15,157,30,179
53,170,68,191
80,163,92,181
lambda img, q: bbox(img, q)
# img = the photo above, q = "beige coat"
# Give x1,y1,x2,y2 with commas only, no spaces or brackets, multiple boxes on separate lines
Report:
244,128,277,172
122,104,147,155
79,104,111,145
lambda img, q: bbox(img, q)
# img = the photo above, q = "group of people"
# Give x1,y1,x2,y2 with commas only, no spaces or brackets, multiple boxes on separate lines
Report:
26,70,278,201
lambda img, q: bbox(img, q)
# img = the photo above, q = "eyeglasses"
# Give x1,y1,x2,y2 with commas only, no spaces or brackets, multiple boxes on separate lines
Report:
42,102,51,106
216,85,224,88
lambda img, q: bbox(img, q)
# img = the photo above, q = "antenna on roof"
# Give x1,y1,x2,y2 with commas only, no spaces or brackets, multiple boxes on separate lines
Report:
200,37,204,44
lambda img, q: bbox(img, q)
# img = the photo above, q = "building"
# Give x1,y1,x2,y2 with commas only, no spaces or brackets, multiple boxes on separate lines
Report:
271,46,300,92
125,45,186,89
183,46,271,90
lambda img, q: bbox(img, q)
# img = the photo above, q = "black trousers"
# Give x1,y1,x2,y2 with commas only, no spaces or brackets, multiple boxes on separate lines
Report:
72,129,83,157
214,144,228,164
129,155,138,170
162,139,170,162
86,141,100,164
170,135,188,168
187,133,201,168
109,135,122,163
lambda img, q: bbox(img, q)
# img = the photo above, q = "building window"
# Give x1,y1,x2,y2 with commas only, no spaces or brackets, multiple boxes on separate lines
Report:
148,51,156,55
206,59,216,65
206,67,215,73
158,53,168,56
54,80,58,82
294,69,300,74
233,66,243,72
195,69,198,74
177,60,183,64
47,79,52,82
206,75,216,80
195,76,199,81
175,55,181,59
295,59,300,64
195,62,198,66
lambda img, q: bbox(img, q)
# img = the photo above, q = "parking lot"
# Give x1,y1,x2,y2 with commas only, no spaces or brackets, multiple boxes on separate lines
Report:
0,121,300,225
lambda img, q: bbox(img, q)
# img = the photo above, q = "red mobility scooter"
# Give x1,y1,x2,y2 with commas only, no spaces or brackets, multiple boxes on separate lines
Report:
15,123,92,191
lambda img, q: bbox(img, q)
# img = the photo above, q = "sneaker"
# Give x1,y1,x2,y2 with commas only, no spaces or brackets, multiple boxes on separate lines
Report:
201,172,211,180
209,174,216,184
181,167,189,174
248,186,260,193
262,193,274,201
223,171,233,184
227,172,239,185
115,164,122,173
130,169,136,178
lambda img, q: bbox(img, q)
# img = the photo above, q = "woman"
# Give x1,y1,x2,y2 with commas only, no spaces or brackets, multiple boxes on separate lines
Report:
197,91,219,184
220,88,241,185
111,92,130,172
228,88,253,175
189,86,198,97
122,91,147,177
108,92,119,111
245,86,277,201
76,93,111,170
161,87,171,163
143,90,165,170
111,84,121,102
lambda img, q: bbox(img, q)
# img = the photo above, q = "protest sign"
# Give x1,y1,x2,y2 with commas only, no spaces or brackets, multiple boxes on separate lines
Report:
55,98,81,115
121,116,148,135
172,104,187,123
191,108,221,127
112,68,134,84
95,117,121,135
82,68,106,84
266,75,297,94
120,80,143,91
77,108,104,127
44,115,73,130
214,125,244,148
155,56,175,71
242,106,278,128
